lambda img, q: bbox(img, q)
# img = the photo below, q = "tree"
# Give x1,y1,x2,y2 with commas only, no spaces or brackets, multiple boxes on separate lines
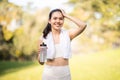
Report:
0,0,50,60
68,0,120,49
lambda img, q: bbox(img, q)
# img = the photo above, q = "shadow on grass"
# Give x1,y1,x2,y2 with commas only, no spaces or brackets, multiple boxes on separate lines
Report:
0,61,37,76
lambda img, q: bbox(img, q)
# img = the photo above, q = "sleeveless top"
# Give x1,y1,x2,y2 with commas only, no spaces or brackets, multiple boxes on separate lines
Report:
54,44,63,58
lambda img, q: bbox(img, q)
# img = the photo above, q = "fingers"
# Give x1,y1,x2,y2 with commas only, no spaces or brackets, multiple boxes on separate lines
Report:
60,8,64,12
38,45,40,53
38,48,41,52
38,38,42,54
59,9,66,17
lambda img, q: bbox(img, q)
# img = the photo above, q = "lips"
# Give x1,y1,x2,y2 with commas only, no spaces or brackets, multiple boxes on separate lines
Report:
55,23,61,27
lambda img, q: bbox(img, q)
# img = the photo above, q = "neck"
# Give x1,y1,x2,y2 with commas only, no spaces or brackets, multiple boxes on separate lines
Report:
52,29,61,35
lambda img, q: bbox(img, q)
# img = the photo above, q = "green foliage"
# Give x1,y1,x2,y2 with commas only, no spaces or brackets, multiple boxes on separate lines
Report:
0,1,25,60
68,0,120,49
0,0,120,60
2,27,13,41
0,0,50,60
11,8,50,58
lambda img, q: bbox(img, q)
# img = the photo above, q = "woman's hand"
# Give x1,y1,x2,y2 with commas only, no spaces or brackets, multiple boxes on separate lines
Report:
37,39,43,64
60,9,67,17
59,9,87,40
38,39,42,55
38,46,45,65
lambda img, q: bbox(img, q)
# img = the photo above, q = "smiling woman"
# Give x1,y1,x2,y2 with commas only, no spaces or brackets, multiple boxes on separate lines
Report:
37,8,87,80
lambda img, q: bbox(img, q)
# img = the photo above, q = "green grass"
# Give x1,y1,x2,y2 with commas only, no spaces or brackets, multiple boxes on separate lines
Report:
0,61,35,75
0,48,120,80
70,48,120,80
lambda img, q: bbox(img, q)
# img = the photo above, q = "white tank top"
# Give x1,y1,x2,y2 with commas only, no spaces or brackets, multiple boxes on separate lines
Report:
54,44,63,58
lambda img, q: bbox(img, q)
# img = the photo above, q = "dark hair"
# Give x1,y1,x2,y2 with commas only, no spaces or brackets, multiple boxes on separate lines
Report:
43,9,63,38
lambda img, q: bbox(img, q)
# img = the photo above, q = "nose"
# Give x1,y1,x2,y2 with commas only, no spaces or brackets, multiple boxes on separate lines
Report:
56,19,60,22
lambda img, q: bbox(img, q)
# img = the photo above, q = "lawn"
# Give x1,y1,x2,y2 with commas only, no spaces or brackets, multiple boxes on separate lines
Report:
0,48,120,80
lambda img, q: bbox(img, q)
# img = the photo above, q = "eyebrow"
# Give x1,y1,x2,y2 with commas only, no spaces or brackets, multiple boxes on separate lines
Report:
53,16,64,18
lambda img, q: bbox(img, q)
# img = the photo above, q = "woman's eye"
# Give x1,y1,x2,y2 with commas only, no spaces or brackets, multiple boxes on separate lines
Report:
59,18,63,20
53,17,57,20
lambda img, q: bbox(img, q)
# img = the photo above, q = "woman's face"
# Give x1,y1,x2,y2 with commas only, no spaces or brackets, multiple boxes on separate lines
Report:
49,11,64,31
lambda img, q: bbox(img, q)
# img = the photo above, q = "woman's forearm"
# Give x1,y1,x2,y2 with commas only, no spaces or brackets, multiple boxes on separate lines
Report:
65,15,87,28
60,9,87,39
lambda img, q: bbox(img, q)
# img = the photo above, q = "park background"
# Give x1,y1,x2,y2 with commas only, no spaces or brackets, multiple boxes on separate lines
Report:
0,0,120,80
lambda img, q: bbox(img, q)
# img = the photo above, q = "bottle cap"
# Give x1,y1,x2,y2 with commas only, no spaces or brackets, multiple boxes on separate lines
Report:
40,42,47,46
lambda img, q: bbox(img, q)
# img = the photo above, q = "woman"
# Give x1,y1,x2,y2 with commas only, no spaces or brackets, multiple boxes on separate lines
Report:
38,9,87,80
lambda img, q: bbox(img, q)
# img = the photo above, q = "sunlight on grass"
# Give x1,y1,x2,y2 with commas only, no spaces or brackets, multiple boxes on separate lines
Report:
0,48,120,80
70,48,120,80
0,64,44,80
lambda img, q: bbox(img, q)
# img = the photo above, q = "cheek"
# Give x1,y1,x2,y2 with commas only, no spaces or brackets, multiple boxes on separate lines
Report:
49,20,54,25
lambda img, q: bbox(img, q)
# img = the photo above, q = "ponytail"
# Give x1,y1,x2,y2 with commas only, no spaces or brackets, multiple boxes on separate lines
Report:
43,23,51,38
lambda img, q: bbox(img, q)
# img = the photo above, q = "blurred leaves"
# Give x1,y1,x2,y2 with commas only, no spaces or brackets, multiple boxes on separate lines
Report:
2,27,13,41
0,0,50,60
0,0,120,60
67,0,120,53
68,0,120,41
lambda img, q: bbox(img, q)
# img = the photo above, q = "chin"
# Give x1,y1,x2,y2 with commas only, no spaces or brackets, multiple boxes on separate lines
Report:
55,27,61,30
56,28,61,31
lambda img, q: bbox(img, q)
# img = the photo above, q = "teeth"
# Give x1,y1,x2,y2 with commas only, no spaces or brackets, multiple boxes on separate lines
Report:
56,24,60,26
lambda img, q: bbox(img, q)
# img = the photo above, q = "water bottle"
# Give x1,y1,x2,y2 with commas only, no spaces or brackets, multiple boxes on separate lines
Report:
39,42,47,65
